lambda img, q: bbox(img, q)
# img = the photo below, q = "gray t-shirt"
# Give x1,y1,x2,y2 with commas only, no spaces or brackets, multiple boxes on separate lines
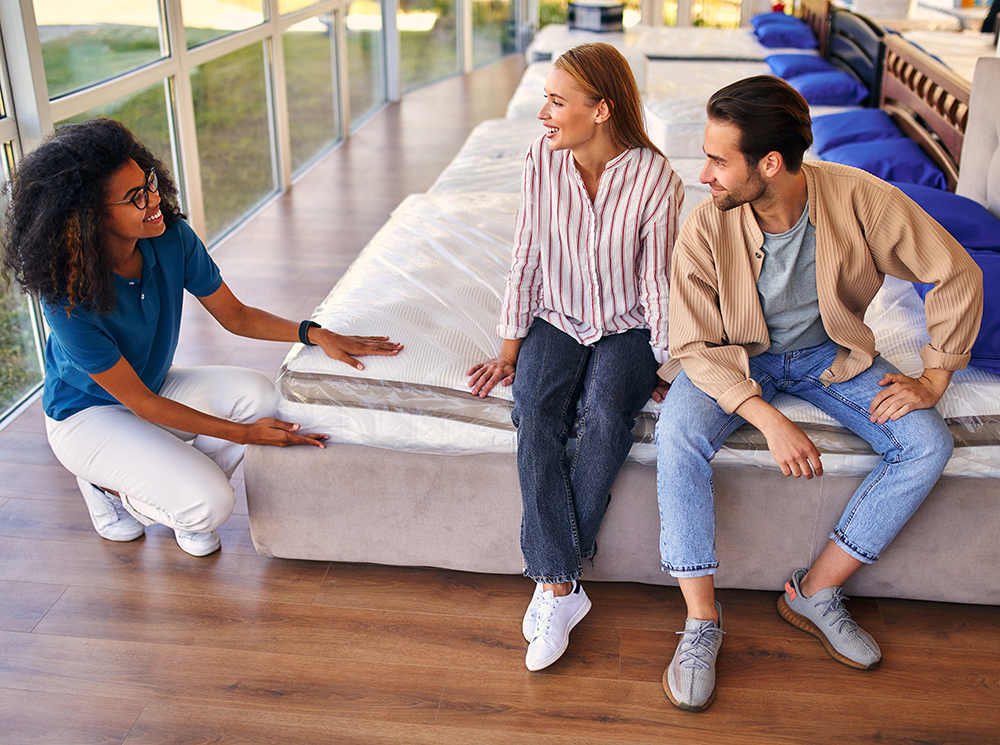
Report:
757,201,831,354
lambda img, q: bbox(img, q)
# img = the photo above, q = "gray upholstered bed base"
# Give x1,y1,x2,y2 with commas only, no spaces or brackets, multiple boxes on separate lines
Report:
245,443,1000,605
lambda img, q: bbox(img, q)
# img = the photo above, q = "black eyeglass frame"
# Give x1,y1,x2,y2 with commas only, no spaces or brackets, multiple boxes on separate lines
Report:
106,168,159,210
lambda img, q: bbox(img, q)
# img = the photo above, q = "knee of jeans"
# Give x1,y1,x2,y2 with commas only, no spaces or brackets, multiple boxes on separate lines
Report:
894,420,953,471
578,398,633,440
654,407,698,450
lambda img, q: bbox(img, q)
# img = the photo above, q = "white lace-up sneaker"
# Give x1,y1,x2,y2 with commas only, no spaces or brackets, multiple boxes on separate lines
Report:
76,477,145,542
522,581,545,641
174,529,221,557
525,581,592,671
664,602,724,712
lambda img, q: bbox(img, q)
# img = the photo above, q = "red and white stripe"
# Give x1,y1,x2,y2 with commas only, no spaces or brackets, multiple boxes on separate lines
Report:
498,137,684,362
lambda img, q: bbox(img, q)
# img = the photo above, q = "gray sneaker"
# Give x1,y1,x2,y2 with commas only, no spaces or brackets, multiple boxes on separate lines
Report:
663,602,724,712
778,568,881,670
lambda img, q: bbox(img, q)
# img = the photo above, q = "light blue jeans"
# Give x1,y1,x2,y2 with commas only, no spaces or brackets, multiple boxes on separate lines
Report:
655,341,953,577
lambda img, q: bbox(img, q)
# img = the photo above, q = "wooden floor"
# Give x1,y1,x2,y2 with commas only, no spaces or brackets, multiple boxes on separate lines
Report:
1,56,998,745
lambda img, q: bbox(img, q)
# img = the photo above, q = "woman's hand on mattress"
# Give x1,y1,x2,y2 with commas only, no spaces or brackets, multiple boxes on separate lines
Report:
868,369,953,425
650,380,670,403
313,329,403,371
467,356,517,398
244,418,330,448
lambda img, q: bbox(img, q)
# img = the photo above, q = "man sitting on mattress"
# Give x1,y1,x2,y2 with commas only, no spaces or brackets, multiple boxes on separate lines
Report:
653,75,983,713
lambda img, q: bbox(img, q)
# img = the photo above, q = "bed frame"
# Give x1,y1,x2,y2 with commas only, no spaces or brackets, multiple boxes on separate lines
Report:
880,33,972,192
799,0,833,57
828,7,885,106
244,22,1000,608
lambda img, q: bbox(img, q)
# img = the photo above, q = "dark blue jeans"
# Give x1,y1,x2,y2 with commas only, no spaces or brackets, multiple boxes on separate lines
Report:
512,319,658,583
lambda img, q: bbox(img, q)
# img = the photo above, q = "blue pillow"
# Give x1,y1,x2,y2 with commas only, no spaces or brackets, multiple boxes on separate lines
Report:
914,249,1000,375
766,53,836,79
751,12,808,30
788,71,868,106
890,182,1000,252
812,110,905,154
822,139,948,190
755,23,818,49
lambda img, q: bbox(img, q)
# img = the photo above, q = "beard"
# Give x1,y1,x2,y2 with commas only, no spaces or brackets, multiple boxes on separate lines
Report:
711,167,767,212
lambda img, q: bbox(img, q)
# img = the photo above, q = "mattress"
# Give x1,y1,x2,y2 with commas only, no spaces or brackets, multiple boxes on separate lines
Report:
526,23,823,63
277,189,1000,478
427,117,708,222
899,29,997,82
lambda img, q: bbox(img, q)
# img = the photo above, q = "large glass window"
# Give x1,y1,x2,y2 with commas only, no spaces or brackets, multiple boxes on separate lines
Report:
283,16,342,173
472,0,516,68
0,151,44,415
663,0,679,26
34,0,165,98
539,0,568,28
191,44,276,241
181,0,266,48
279,0,324,12
399,0,458,92
56,82,176,187
692,0,741,27
346,0,386,127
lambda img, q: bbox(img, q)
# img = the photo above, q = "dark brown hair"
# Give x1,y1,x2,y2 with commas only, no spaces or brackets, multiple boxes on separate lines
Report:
707,75,813,172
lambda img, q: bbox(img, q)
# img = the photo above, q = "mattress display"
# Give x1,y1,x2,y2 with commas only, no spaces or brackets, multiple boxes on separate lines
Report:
900,30,997,82
526,23,822,63
277,189,1000,478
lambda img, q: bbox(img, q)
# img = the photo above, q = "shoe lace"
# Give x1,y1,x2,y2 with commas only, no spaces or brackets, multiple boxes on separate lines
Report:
675,625,724,670
532,594,558,638
815,588,859,634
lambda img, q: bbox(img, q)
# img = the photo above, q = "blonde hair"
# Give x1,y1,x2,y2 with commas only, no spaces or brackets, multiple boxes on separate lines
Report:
554,43,664,158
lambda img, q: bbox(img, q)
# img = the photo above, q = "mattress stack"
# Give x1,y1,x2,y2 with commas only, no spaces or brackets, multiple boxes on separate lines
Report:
277,54,1000,479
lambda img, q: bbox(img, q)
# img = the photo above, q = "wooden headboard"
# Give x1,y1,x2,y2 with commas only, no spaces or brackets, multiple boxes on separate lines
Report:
799,0,832,58
880,34,972,192
828,8,885,106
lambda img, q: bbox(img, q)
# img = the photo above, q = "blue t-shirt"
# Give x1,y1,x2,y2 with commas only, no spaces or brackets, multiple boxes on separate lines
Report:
42,219,223,420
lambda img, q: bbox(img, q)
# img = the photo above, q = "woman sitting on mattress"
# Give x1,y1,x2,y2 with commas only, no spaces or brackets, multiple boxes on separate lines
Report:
467,43,684,671
2,119,401,557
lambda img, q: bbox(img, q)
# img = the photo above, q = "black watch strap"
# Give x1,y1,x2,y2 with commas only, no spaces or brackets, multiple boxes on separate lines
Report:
298,320,321,346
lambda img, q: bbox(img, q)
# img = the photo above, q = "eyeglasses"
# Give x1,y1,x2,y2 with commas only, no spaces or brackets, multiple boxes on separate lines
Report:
107,168,158,210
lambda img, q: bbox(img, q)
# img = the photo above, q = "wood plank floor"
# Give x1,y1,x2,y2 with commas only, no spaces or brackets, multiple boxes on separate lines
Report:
1,55,998,744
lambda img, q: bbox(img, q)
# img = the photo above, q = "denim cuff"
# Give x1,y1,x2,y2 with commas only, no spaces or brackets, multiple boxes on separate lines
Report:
661,562,718,579
830,530,878,564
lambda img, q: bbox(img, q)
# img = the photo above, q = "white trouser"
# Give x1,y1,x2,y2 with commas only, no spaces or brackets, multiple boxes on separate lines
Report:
46,366,278,533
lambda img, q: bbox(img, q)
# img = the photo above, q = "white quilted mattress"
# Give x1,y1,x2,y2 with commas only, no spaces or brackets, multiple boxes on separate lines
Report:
277,187,1000,477
526,23,822,63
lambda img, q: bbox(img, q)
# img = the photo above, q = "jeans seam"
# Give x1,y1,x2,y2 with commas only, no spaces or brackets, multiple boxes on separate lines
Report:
804,376,904,453
555,348,592,578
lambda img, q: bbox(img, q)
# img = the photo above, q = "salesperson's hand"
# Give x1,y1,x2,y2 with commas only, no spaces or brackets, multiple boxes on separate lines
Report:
244,418,330,448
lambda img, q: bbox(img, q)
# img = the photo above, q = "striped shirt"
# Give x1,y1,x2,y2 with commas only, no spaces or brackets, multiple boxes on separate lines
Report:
663,160,984,415
497,137,684,363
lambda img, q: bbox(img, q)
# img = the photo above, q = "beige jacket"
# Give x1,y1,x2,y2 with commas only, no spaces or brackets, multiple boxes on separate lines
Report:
661,160,984,415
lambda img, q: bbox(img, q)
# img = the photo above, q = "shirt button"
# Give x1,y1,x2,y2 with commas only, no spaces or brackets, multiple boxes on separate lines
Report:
141,294,145,300
755,252,762,258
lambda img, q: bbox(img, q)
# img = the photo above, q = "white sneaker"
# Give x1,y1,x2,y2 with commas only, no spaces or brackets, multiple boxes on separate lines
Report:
522,582,544,641
76,477,144,542
525,581,592,672
174,529,221,557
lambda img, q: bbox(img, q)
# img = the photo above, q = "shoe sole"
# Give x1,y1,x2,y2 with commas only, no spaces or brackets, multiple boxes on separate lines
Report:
777,595,880,671
661,667,716,712
525,596,593,672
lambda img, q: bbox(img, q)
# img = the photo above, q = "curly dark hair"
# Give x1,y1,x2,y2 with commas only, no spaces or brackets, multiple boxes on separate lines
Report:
1,118,184,314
